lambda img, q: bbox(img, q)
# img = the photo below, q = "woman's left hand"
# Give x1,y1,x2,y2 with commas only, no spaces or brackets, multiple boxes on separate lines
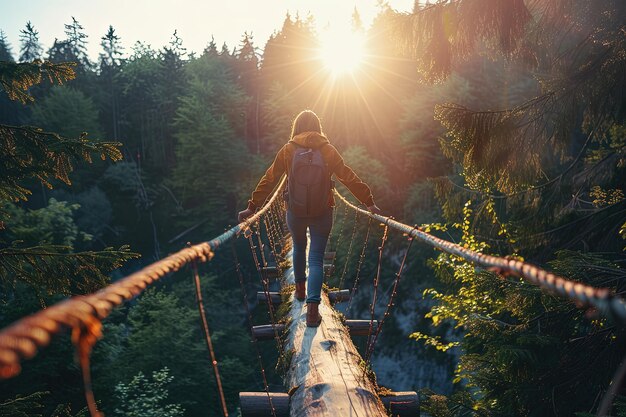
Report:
238,208,255,223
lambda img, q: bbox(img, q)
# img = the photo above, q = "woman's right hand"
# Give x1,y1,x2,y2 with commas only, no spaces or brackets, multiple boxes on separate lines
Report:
367,204,383,216
238,208,255,223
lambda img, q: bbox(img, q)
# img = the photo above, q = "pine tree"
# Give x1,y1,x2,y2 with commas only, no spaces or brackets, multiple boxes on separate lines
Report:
220,42,231,57
203,36,218,57
113,368,184,417
46,38,73,64
99,26,124,141
18,22,42,62
63,16,91,69
115,41,161,169
235,32,260,148
99,25,124,68
260,14,319,97
167,30,186,59
260,80,298,152
0,30,15,62
0,60,136,295
235,32,259,92
170,50,248,234
147,30,188,170
390,1,626,415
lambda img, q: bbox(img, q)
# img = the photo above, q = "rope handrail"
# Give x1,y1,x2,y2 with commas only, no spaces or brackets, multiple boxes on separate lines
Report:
333,189,626,325
0,176,287,380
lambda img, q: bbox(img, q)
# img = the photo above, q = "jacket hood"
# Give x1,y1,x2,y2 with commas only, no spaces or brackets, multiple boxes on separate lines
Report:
289,131,330,149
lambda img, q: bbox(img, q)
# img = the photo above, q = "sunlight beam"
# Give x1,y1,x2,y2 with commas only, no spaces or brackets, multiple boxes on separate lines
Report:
318,26,366,76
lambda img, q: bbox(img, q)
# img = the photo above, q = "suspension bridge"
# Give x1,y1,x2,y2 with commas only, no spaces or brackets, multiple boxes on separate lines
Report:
1,177,625,417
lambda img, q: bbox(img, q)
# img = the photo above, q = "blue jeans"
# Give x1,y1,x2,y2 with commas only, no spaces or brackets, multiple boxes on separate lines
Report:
286,208,333,304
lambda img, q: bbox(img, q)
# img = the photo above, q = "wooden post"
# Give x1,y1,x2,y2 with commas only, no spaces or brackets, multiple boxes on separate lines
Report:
380,392,420,416
256,291,283,305
240,391,419,417
327,289,350,303
261,266,282,279
239,392,290,417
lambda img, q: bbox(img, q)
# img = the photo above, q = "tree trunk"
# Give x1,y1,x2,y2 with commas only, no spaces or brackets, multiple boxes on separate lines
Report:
282,272,388,416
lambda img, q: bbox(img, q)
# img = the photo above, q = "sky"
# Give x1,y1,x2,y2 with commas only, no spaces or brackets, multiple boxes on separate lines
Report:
0,0,414,61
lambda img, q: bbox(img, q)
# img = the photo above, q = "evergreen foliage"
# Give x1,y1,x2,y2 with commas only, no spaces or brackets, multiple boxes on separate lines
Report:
0,44,136,415
0,199,135,296
170,50,249,232
63,17,92,69
19,22,43,62
2,3,624,416
113,367,184,417
0,30,14,62
260,80,298,152
99,25,124,68
387,1,626,415
30,86,104,138
0,123,118,203
0,60,74,103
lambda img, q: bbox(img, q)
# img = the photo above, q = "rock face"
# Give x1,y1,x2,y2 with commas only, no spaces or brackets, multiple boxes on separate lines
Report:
340,283,457,395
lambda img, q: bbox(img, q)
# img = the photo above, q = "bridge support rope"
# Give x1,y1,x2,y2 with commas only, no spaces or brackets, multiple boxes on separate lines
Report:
334,189,626,325
0,177,287,416
191,257,229,417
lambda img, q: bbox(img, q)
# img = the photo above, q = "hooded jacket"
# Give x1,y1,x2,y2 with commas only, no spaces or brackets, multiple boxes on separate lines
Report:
247,131,375,211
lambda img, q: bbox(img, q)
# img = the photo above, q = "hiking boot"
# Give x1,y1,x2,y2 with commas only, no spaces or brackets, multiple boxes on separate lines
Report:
306,302,322,327
295,281,306,301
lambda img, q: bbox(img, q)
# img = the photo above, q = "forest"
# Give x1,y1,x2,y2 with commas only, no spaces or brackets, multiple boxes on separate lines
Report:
0,0,625,416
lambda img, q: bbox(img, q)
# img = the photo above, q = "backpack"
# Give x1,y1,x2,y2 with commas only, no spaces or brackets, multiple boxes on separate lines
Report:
286,145,331,217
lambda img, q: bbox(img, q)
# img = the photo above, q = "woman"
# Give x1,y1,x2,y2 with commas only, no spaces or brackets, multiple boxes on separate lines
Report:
238,110,381,327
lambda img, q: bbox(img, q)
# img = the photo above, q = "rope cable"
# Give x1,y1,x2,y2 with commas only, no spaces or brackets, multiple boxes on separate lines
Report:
366,225,389,359
338,208,360,290
364,233,415,363
347,216,373,313
231,243,278,417
262,206,286,286
246,225,284,357
191,257,229,417
255,221,269,269
0,176,287,417
335,201,349,248
334,189,626,325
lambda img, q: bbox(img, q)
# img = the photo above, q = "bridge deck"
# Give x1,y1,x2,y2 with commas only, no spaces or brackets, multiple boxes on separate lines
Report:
281,248,387,417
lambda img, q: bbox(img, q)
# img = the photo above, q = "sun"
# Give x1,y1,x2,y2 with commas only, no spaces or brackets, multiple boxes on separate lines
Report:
318,27,366,75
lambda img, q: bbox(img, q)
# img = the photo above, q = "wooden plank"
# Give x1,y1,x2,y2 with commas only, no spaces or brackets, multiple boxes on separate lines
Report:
239,392,290,417
256,289,350,305
344,319,378,336
239,391,419,417
380,392,420,416
251,324,286,340
252,320,377,341
328,289,350,303
256,292,282,304
261,266,281,279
